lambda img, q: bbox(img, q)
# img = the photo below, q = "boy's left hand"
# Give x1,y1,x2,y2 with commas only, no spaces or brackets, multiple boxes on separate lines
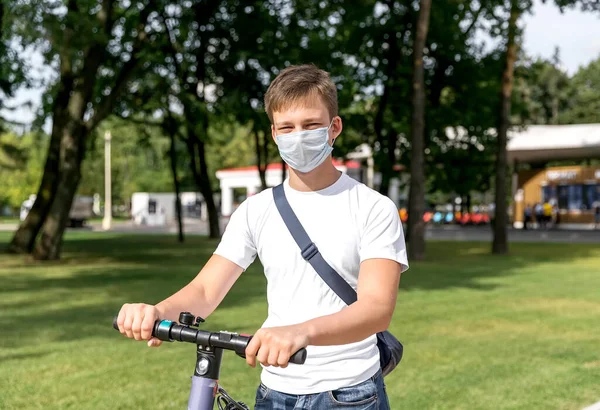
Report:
245,325,309,368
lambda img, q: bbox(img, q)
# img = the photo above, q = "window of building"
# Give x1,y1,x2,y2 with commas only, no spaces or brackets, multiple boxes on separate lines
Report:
583,184,598,210
148,199,157,214
549,184,598,211
568,185,583,210
542,185,557,204
557,185,569,209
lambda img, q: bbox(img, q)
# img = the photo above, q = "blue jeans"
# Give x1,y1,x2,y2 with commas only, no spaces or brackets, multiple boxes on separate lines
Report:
254,369,390,409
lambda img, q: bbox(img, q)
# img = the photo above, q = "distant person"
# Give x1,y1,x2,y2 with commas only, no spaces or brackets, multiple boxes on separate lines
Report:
523,204,532,230
115,64,408,409
196,199,202,219
594,201,600,230
543,201,553,229
534,202,543,229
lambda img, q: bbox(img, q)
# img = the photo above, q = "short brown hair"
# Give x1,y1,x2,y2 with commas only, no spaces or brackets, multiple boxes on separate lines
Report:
264,64,338,123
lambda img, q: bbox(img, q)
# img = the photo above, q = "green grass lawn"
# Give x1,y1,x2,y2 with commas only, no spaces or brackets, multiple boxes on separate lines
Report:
1,232,599,410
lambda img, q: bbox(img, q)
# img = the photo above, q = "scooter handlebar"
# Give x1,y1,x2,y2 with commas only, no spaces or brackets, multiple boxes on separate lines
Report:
112,316,307,365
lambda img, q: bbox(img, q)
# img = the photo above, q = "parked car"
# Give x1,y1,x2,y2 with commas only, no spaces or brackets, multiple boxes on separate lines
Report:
20,194,94,227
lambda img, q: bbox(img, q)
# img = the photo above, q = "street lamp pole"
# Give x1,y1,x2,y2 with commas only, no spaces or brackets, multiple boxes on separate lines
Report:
102,130,112,230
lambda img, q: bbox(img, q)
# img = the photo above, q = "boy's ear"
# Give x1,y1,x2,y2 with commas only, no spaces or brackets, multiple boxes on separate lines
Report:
271,124,277,142
331,116,342,141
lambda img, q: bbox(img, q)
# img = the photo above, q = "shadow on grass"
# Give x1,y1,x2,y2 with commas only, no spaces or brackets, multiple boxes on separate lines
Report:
1,233,599,348
0,351,51,363
0,234,263,300
0,234,268,347
0,265,267,348
400,240,600,291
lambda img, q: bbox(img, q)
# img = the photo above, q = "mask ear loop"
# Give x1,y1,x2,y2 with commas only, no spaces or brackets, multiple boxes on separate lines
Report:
328,118,336,146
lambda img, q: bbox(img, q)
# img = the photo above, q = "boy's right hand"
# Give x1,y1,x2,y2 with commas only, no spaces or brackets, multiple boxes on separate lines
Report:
116,303,163,347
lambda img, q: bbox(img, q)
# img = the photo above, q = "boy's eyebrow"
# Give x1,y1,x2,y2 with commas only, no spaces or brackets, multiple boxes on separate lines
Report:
275,118,324,127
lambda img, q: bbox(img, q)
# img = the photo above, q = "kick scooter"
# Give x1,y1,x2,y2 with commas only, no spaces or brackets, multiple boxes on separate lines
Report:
112,312,307,410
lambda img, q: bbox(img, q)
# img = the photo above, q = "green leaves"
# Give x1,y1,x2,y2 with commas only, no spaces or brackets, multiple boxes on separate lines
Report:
560,56,600,124
0,131,46,208
1,0,599,214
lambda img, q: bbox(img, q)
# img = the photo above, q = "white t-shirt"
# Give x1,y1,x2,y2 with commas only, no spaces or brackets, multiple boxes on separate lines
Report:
213,173,409,394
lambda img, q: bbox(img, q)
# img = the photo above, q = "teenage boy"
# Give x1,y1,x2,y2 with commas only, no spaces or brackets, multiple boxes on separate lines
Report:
116,64,408,409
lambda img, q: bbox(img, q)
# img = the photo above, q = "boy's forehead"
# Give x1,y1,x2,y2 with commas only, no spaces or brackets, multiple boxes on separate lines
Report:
272,98,329,123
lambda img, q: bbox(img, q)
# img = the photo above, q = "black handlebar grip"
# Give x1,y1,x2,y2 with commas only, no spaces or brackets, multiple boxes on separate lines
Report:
289,348,307,365
111,314,307,365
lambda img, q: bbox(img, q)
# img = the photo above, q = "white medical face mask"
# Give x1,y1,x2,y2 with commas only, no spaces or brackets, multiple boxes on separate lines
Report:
275,120,334,173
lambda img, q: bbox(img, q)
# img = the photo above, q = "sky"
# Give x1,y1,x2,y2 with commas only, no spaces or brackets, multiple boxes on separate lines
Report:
2,0,600,128
521,0,600,75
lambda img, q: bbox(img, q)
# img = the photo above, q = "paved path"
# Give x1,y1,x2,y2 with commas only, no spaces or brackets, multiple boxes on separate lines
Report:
424,225,600,243
2,220,598,243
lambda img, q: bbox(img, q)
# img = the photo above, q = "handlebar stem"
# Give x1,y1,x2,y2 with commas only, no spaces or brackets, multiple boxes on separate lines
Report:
187,345,223,410
194,344,223,380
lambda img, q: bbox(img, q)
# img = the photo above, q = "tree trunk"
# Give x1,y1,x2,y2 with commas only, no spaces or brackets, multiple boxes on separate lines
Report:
380,131,399,197
263,129,270,178
168,127,184,243
407,0,432,261
33,124,84,260
180,107,220,239
196,134,220,239
32,41,100,260
178,1,222,239
7,131,61,253
253,129,268,190
34,174,81,260
492,0,520,255
32,79,102,260
7,64,76,254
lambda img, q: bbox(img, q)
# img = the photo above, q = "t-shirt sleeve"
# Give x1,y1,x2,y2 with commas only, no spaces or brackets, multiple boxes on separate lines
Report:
213,199,257,270
359,197,409,272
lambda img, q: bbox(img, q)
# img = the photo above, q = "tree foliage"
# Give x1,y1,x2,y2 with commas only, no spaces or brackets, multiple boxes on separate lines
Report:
1,0,599,260
0,132,45,209
560,56,600,124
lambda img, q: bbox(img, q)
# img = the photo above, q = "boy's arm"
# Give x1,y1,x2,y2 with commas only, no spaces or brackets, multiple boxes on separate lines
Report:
117,200,256,345
116,255,245,344
300,258,401,344
156,254,245,321
245,258,401,367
